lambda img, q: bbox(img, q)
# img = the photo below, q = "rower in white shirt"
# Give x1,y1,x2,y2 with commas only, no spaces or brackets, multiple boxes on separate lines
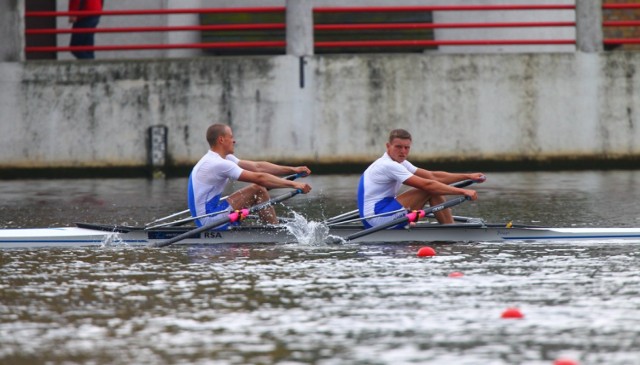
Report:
188,123,311,228
357,128,485,229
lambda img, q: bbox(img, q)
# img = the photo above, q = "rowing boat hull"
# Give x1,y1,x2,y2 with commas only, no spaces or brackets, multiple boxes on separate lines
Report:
2,223,640,249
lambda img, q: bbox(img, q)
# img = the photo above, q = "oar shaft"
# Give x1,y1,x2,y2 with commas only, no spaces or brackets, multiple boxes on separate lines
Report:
325,209,359,224
346,215,415,241
152,212,242,248
248,189,301,212
346,196,470,241
327,208,406,227
146,208,229,229
145,209,190,226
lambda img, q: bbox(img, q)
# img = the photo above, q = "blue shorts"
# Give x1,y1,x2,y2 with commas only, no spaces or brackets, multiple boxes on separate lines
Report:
362,197,407,229
197,199,233,230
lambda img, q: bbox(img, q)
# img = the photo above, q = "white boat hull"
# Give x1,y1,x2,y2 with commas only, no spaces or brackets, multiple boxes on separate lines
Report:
2,223,640,249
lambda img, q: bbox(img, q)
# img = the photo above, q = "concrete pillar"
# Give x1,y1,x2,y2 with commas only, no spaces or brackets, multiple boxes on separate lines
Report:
286,0,314,56
167,0,202,58
576,0,603,53
0,0,25,62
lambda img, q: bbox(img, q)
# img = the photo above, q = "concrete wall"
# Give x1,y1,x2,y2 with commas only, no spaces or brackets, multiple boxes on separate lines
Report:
1,51,638,172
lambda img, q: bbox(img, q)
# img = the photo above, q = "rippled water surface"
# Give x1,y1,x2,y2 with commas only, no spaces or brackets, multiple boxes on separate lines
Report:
1,171,640,365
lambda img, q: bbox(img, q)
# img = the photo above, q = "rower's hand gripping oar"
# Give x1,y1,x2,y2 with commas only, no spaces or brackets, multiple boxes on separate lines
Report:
151,189,303,248
345,195,471,241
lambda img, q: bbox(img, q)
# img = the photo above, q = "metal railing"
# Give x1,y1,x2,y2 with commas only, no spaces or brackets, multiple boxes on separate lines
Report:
602,3,640,47
22,2,638,57
313,4,575,50
25,6,287,54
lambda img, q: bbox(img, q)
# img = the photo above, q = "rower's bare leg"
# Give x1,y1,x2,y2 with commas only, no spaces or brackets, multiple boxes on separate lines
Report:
226,184,278,224
397,189,454,224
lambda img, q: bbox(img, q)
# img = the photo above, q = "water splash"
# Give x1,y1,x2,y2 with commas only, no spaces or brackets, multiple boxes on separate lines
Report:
283,212,345,245
100,232,128,247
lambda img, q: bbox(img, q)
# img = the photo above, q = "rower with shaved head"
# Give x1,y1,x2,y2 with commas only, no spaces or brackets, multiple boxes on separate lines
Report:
188,123,311,228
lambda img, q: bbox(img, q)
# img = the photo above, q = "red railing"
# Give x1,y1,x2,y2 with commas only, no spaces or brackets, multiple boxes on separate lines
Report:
25,6,287,54
36,41,286,53
25,7,286,17
315,22,575,31
313,5,576,12
602,3,640,46
25,4,580,56
602,4,640,10
314,5,574,50
27,24,286,35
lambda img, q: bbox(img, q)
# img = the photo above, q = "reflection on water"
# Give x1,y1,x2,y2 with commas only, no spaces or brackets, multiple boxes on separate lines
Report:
1,171,640,364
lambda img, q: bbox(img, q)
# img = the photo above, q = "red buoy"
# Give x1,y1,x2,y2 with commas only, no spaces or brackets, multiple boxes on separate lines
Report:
501,307,524,319
416,246,436,257
554,359,578,365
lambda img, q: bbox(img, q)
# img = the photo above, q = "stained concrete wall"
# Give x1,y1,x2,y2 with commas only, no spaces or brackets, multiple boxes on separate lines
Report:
0,51,638,172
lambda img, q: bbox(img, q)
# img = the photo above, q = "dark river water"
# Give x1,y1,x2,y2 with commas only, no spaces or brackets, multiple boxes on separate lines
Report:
1,171,640,365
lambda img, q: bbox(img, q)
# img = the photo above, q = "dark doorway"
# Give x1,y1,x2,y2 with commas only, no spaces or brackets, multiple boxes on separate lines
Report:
25,0,57,60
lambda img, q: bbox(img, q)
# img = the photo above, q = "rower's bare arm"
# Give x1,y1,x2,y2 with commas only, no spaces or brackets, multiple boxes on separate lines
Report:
404,175,477,200
415,169,486,185
239,160,311,176
238,171,312,193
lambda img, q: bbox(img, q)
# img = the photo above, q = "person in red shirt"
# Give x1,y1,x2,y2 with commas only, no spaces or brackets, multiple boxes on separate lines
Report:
68,0,103,59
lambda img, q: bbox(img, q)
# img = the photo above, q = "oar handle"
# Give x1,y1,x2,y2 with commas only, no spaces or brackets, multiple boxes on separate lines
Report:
346,196,470,241
285,172,307,181
452,179,474,188
452,175,486,188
